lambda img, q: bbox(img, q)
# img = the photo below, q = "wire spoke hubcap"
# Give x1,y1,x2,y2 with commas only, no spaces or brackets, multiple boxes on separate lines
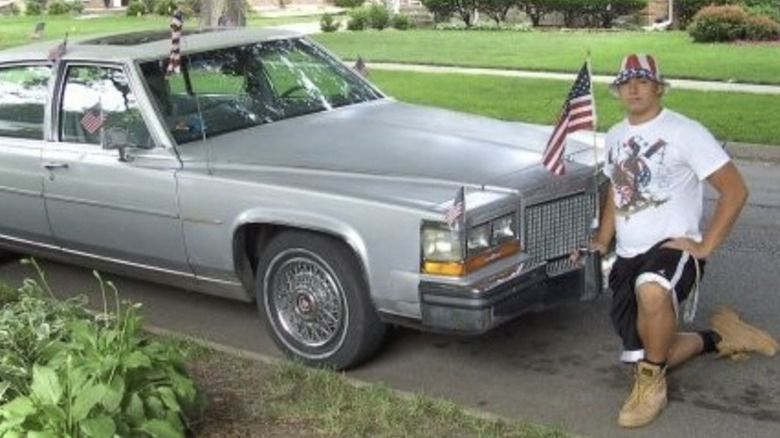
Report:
271,255,344,348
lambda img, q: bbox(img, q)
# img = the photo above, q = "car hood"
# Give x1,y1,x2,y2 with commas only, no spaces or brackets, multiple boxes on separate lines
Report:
175,100,600,209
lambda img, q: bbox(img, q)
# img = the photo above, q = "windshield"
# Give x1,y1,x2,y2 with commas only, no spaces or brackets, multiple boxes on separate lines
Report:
139,37,383,144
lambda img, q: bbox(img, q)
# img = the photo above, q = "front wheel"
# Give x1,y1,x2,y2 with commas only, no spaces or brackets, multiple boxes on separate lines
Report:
256,231,387,370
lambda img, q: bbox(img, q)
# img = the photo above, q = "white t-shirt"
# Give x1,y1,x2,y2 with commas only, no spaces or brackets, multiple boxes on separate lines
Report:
603,108,730,257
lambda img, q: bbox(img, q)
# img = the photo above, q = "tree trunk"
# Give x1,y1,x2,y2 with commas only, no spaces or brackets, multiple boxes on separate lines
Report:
200,0,246,28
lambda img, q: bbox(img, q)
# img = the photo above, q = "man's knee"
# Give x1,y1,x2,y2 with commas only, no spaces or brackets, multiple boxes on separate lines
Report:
635,282,673,311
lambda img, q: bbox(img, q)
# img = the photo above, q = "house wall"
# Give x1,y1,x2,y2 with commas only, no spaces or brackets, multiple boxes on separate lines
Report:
647,0,671,24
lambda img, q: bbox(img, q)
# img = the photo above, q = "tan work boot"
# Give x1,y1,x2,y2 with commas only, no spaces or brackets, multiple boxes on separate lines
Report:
618,361,667,428
710,306,779,358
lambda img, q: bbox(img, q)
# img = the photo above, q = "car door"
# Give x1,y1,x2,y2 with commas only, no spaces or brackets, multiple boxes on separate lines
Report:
42,62,192,278
0,64,56,250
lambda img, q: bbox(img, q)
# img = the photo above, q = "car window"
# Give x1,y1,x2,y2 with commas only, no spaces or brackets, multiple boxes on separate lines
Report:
59,65,154,149
140,37,382,144
0,65,51,140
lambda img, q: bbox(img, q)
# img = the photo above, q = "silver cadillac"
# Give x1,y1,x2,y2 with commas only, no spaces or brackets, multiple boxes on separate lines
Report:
0,27,605,369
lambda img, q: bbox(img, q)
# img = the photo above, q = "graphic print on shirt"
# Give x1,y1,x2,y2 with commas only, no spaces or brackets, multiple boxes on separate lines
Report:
608,135,669,218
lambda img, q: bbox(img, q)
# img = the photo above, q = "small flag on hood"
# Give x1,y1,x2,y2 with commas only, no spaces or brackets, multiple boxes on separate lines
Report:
167,9,184,75
47,33,68,62
353,55,369,77
31,22,45,40
444,186,465,232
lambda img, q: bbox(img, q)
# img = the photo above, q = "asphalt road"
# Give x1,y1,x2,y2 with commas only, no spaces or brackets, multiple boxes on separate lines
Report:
1,159,778,438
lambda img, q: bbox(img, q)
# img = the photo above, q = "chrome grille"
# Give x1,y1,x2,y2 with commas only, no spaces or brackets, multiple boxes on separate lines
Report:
524,192,596,273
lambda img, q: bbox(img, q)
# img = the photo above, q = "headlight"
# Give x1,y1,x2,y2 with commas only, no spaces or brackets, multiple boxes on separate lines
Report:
421,213,520,277
491,214,516,245
467,223,491,253
421,223,463,262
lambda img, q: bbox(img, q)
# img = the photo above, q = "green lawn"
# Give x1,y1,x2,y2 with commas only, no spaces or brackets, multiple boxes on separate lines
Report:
0,13,319,49
1,16,777,145
369,70,780,145
313,30,780,85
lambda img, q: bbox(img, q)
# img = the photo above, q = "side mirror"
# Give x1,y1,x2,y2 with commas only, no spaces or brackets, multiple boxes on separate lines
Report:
102,127,133,162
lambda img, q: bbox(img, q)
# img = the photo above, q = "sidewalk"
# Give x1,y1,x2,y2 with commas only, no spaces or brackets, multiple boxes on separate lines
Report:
364,62,780,95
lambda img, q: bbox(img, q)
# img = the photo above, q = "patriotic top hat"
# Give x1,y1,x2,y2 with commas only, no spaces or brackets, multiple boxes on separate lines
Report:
609,53,670,96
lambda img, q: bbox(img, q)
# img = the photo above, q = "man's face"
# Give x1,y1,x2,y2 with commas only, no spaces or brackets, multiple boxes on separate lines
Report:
617,77,664,123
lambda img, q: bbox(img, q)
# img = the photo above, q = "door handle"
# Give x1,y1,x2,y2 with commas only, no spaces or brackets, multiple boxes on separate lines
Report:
43,162,69,170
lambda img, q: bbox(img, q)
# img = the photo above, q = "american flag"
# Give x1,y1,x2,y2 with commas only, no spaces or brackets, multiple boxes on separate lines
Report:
353,55,369,77
80,101,106,134
444,186,465,231
541,61,595,176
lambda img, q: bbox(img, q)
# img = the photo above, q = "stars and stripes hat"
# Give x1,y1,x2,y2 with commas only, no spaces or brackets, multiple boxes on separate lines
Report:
609,54,670,95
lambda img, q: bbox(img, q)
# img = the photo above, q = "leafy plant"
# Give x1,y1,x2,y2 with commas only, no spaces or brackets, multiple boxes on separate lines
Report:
320,13,341,32
367,3,391,30
47,0,71,15
744,14,780,40
0,259,200,437
688,4,748,42
334,0,364,8
126,0,147,16
347,6,370,31
392,13,412,30
24,0,43,16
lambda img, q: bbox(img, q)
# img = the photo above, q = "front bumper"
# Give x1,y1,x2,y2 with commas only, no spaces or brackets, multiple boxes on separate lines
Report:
419,250,603,334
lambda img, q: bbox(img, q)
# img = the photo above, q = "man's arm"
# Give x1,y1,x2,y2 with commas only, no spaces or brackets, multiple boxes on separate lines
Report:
571,182,615,261
592,182,616,255
665,161,748,258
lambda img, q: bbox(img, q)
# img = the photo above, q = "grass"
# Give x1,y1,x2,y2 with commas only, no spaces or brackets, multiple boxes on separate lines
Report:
313,30,780,85
183,340,572,438
0,273,569,438
0,13,318,49
3,15,774,144
368,70,780,145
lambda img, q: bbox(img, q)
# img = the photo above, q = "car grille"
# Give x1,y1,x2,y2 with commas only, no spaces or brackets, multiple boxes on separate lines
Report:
524,191,597,275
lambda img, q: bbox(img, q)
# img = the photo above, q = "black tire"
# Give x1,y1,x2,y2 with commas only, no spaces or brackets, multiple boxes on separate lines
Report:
255,230,387,370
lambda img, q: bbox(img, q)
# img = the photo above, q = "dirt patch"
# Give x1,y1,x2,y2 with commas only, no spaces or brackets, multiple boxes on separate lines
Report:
185,353,321,438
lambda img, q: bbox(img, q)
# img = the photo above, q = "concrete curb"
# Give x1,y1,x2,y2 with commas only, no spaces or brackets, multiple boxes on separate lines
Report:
143,324,523,428
725,142,780,164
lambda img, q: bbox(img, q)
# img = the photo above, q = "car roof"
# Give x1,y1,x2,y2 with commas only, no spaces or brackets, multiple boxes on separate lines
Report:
0,27,303,65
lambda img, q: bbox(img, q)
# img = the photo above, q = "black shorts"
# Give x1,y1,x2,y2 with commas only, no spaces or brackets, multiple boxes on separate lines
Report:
608,241,705,362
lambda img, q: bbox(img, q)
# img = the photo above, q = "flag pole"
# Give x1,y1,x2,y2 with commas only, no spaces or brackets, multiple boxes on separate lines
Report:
586,50,600,230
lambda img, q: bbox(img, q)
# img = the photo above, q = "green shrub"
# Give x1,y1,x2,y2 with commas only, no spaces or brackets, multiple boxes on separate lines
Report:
744,14,780,40
347,6,370,30
126,0,147,16
421,0,456,23
745,2,780,23
320,12,341,32
24,0,42,16
392,13,412,30
688,4,748,42
0,261,200,438
368,3,391,30
674,0,728,28
70,0,84,14
155,0,177,16
335,0,364,8
181,0,201,17
47,0,70,15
